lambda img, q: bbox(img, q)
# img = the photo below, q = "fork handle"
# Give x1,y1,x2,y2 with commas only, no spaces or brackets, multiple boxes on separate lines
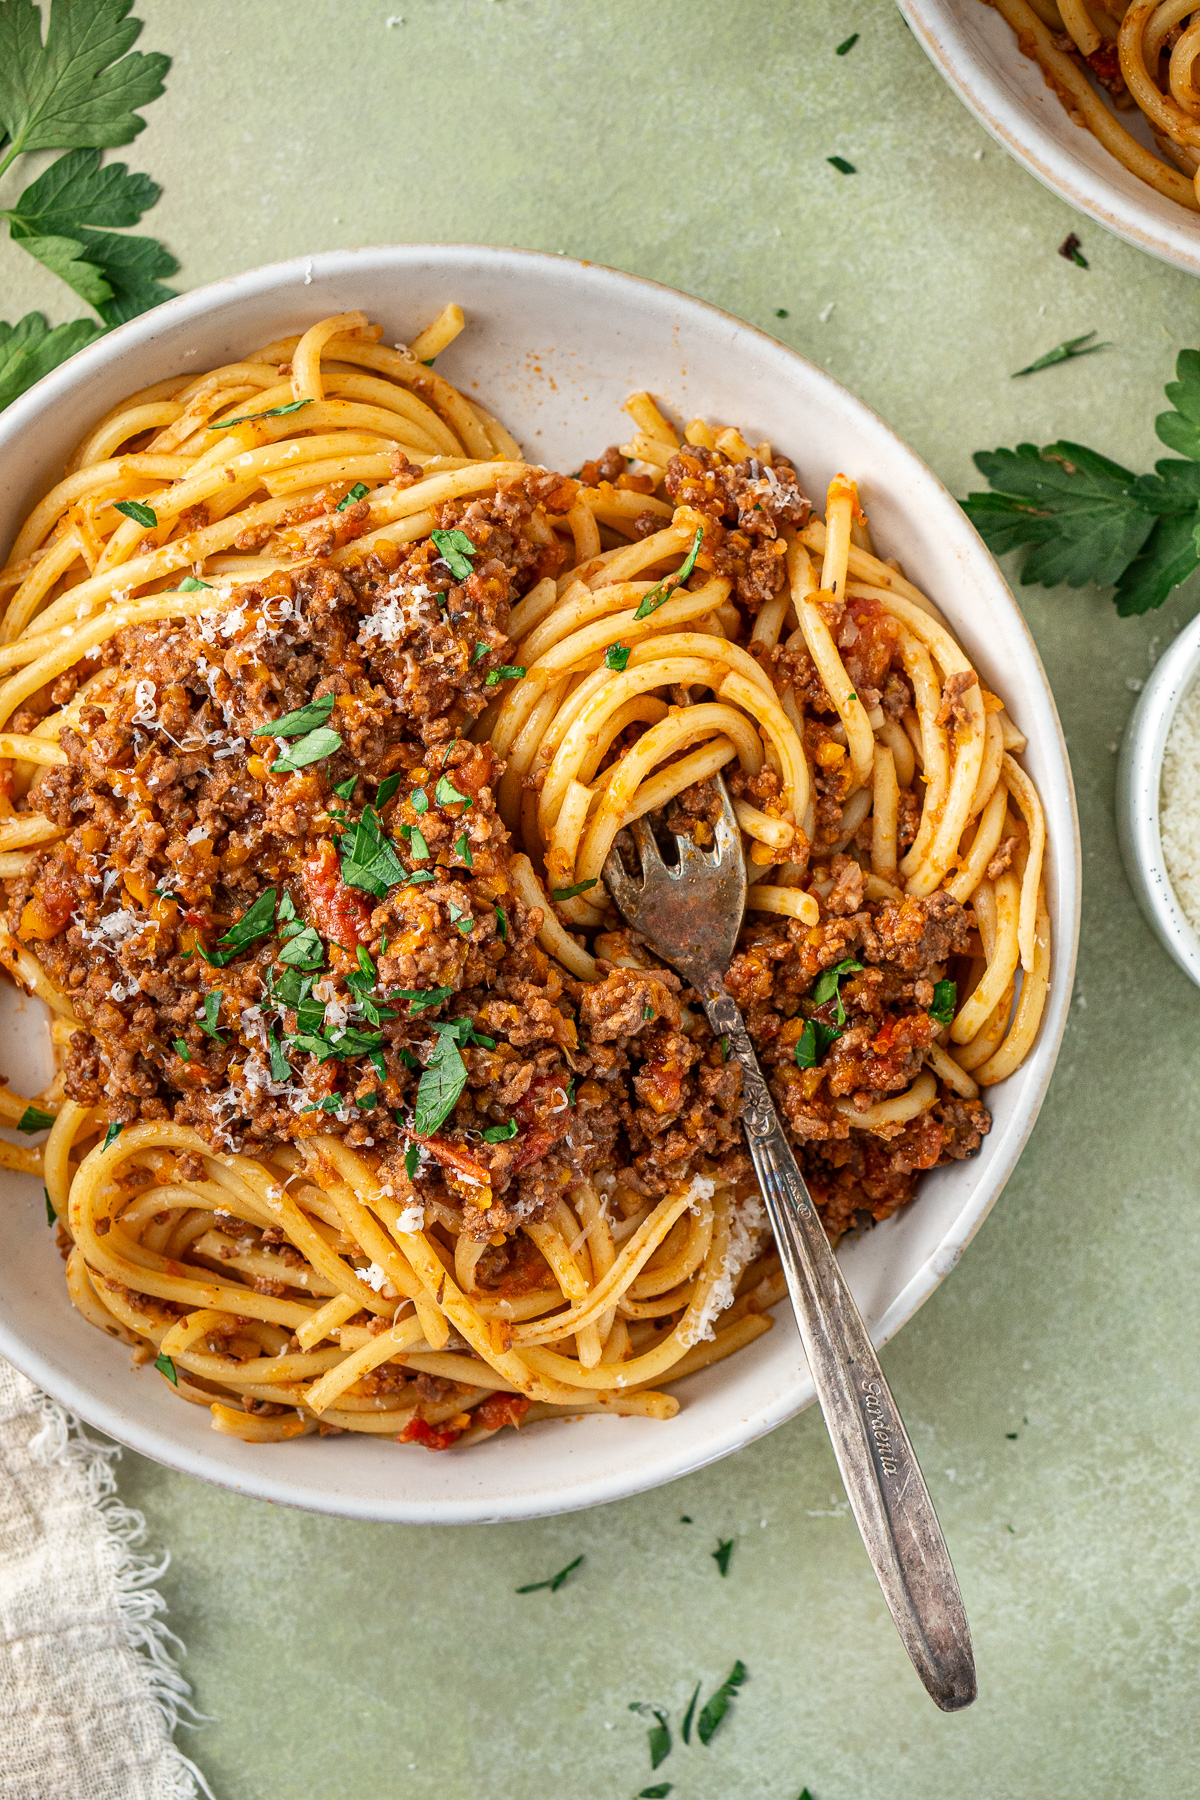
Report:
704,982,977,1712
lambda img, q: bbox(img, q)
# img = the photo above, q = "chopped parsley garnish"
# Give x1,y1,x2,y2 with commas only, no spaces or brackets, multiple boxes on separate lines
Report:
199,887,277,967
340,806,407,897
811,958,863,1026
629,1704,672,1771
435,773,471,808
828,155,857,174
102,1122,124,1151
484,664,525,686
430,526,477,579
407,824,430,862
277,924,324,970
172,1038,189,1060
633,526,703,620
681,1681,701,1744
17,1105,54,1133
114,498,156,528
961,347,1200,614
836,31,859,52
154,1352,177,1385
516,1553,583,1593
394,985,454,1014
564,1075,576,1106
375,773,401,808
551,878,597,901
271,725,343,773
495,904,508,941
267,1030,291,1083
637,1788,672,1799
405,868,435,885
404,1145,420,1180
44,1187,55,1226
642,1004,654,1021
448,901,474,937
177,576,211,591
471,640,489,664
719,1035,730,1061
795,1018,841,1069
697,1660,747,1745
1013,331,1109,379
775,308,788,318
333,775,357,801
929,979,957,1026
412,1025,468,1137
1059,232,1088,268
454,831,473,868
481,1119,517,1142
253,693,335,739
410,786,429,814
198,990,225,1041
355,1090,379,1108
605,642,630,671
712,1538,735,1577
336,480,369,510
208,397,313,429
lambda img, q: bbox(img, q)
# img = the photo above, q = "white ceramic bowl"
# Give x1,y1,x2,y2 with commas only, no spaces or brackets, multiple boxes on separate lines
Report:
1117,612,1200,984
0,246,1081,1522
898,0,1200,277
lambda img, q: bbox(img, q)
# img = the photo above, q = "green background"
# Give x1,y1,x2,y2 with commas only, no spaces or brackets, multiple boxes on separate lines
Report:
4,3,1199,1795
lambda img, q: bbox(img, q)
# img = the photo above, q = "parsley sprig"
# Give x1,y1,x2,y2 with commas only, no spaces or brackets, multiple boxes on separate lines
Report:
0,0,176,411
962,349,1200,615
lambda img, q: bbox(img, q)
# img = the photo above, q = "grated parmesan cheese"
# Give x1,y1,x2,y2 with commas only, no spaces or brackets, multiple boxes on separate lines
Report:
677,1187,767,1349
1161,675,1200,934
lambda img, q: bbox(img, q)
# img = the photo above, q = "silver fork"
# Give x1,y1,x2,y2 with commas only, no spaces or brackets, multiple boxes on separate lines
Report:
603,777,977,1712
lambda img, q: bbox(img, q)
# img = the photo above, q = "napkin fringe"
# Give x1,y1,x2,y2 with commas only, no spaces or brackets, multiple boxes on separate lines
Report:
28,1392,216,1800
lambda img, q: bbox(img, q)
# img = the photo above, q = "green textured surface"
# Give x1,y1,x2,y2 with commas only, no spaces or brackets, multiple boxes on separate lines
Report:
5,3,1200,1796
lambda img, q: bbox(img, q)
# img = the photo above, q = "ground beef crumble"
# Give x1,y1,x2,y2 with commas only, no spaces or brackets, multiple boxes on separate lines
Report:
9,463,989,1249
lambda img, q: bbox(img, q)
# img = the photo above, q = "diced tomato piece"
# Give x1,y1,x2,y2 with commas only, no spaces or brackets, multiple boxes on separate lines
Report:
509,1072,574,1171
398,1417,466,1451
301,840,372,950
474,1393,530,1433
422,1136,489,1184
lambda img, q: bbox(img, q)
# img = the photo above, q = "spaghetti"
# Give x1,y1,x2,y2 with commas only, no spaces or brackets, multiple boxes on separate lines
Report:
0,309,1050,1450
986,0,1200,209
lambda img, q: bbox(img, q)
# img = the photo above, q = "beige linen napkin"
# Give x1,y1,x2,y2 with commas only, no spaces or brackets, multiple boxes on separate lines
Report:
0,1358,212,1800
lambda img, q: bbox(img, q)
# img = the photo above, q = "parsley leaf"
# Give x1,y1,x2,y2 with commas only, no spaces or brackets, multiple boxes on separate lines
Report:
551,878,597,901
795,1017,841,1068
172,1037,189,1060
333,775,357,801
394,985,454,1014
0,310,101,409
375,772,400,808
154,1351,177,1385
828,155,857,174
0,0,169,163
680,1681,701,1744
206,396,312,429
633,527,703,620
198,989,224,1040
454,831,472,868
434,772,471,808
277,924,324,970
629,1706,672,1771
267,1029,291,1083
102,1121,123,1150
836,31,859,52
637,1788,672,1799
929,979,957,1026
412,1026,468,1137
712,1537,735,1577
1012,330,1109,378
404,1144,420,1180
811,958,862,1026
430,526,476,579
44,1186,55,1226
3,146,175,322
494,904,508,942
516,1553,583,1593
113,497,155,527
17,1104,55,1133
481,1119,516,1142
177,574,210,591
253,692,335,739
199,887,276,967
411,786,428,813
471,640,489,665
340,805,407,897
605,642,630,671
484,664,525,686
336,480,369,510
697,1660,747,1746
271,724,342,773
407,823,430,861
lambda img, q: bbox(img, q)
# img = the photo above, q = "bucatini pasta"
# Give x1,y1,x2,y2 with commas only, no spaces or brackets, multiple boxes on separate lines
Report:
0,308,1050,1451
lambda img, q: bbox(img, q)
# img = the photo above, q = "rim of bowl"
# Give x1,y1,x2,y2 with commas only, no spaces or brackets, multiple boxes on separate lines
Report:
896,0,1200,278
0,244,1082,1520
1117,612,1200,985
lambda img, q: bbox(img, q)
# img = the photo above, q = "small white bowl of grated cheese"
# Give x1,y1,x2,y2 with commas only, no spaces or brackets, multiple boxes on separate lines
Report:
1119,612,1200,986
